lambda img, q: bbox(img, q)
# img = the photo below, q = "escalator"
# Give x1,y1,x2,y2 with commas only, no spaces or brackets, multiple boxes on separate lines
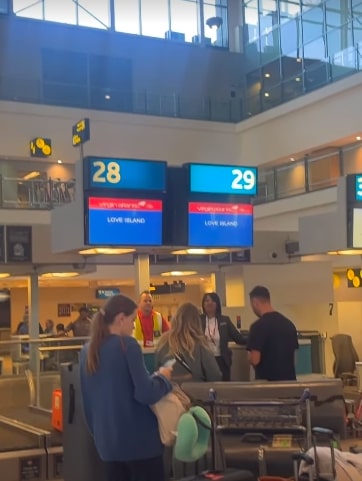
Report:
0,407,63,480
0,418,47,481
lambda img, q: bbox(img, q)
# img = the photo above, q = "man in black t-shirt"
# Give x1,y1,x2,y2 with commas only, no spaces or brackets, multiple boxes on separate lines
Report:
247,285,299,381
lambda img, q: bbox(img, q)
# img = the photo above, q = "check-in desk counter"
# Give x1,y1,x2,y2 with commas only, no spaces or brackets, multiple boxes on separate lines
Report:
297,330,326,374
143,347,156,373
230,339,314,381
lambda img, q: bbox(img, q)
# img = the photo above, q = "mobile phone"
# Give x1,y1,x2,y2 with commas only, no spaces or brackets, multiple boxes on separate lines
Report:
163,358,176,368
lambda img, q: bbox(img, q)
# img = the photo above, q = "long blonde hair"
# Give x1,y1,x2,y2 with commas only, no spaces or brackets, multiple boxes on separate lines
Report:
87,294,137,374
156,302,209,358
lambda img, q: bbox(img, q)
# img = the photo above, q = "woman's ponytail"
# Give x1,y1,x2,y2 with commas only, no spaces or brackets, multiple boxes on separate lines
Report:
85,295,137,374
87,308,107,374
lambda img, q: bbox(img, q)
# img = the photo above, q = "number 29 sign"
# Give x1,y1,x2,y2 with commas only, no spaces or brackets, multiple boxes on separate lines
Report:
84,157,167,192
189,163,258,196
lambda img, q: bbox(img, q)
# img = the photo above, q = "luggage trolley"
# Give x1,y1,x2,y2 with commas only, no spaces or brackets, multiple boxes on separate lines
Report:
206,389,312,479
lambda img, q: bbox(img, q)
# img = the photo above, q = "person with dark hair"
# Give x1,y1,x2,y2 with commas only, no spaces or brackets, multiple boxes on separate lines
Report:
66,306,91,337
80,294,173,481
200,292,246,381
155,302,222,383
247,285,299,381
133,290,169,348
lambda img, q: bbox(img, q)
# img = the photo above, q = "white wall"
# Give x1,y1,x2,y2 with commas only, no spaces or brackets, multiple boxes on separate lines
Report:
237,72,362,165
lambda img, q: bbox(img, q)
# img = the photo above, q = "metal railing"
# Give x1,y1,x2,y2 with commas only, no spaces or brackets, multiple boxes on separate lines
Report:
0,176,75,209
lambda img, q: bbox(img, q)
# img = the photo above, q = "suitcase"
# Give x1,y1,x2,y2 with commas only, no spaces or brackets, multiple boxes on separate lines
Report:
61,362,108,481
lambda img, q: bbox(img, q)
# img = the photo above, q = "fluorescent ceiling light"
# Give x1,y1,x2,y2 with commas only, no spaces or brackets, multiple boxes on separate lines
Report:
23,171,41,180
78,248,135,255
0,273,10,278
41,272,79,278
172,248,228,255
161,271,197,277
328,250,362,255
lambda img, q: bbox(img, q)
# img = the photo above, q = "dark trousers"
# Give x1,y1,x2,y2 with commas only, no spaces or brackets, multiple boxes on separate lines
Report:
105,455,165,481
216,356,231,381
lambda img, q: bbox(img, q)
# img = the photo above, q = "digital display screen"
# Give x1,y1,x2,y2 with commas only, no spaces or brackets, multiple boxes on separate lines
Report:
189,163,257,195
356,175,362,201
87,197,163,246
188,202,253,247
353,208,362,248
84,157,166,191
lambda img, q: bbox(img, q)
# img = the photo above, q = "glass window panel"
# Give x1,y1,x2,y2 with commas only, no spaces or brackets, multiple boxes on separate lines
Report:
327,25,353,57
0,0,9,14
353,19,362,44
276,162,306,198
255,169,275,202
262,61,281,86
244,1,259,43
13,0,43,19
259,0,277,15
326,0,351,32
259,8,278,37
282,52,303,80
301,1,323,14
308,153,340,191
245,40,261,69
281,16,302,54
279,1,301,24
262,83,282,110
77,0,110,29
352,0,362,11
141,0,168,38
305,62,329,91
204,3,228,47
302,6,325,44
114,0,140,34
303,36,326,60
44,0,76,25
170,0,198,43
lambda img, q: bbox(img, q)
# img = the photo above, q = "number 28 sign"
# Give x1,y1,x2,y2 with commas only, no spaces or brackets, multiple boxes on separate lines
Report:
83,157,167,192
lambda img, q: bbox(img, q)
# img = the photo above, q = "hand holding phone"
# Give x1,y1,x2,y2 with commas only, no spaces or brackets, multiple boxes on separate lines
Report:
163,358,176,368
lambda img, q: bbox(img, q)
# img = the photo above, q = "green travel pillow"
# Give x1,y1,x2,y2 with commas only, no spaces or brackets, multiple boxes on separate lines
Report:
174,406,211,463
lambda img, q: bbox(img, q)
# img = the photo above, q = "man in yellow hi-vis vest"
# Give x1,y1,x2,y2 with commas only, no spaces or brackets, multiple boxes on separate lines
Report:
133,291,169,347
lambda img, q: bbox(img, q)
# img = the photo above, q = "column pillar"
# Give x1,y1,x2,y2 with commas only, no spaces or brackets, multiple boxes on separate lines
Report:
134,254,150,298
28,273,40,374
214,269,227,307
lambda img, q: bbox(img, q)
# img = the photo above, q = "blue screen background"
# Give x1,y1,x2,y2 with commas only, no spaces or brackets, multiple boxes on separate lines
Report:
190,164,257,195
188,212,253,247
87,158,166,191
88,208,162,246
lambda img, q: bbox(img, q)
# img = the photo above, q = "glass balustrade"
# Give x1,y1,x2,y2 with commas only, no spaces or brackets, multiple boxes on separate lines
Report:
0,176,75,210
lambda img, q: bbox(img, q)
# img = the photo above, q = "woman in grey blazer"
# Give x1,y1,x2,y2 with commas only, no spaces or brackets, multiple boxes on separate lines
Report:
155,302,222,383
200,292,247,381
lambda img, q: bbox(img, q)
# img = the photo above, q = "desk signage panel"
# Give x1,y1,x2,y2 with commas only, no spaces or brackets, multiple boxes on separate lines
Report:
355,174,362,201
87,197,163,246
84,157,167,191
188,202,253,247
189,163,257,195
6,226,32,262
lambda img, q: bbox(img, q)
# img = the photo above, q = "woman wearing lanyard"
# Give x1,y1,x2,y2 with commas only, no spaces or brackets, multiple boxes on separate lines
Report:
200,292,247,381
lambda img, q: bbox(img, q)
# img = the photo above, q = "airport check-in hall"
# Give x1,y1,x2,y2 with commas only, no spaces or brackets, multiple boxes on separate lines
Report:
0,137,338,481
2,1,362,481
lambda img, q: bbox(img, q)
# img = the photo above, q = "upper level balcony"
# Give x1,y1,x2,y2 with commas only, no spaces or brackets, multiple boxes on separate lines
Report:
0,138,361,213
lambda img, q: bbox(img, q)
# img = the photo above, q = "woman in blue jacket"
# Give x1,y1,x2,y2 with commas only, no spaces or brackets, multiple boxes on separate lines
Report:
80,294,173,481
